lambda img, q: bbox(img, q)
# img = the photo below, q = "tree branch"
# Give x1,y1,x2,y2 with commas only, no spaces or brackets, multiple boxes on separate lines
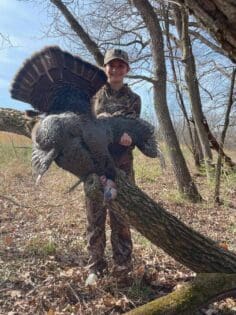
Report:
127,74,155,83
189,29,228,58
50,0,104,66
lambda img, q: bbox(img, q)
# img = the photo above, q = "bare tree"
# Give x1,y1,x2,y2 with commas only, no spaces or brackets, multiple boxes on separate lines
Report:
175,0,236,63
163,5,201,168
172,5,213,178
128,0,201,200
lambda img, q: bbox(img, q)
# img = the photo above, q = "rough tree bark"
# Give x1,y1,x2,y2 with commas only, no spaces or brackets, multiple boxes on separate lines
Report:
84,172,236,273
132,0,202,202
0,108,31,138
175,0,236,63
172,6,213,177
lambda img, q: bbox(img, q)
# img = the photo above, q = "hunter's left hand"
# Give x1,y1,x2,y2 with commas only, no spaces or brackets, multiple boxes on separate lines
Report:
119,132,132,146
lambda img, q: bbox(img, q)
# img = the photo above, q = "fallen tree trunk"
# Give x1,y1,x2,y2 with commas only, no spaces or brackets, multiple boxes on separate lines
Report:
125,273,236,315
85,172,236,313
0,108,31,138
84,172,236,272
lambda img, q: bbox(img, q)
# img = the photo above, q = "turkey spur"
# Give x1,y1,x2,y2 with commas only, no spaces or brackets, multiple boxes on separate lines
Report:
11,46,162,199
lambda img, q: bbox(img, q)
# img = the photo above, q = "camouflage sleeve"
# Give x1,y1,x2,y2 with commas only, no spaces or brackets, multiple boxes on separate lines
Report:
133,94,141,118
94,100,105,117
92,91,109,117
122,94,141,118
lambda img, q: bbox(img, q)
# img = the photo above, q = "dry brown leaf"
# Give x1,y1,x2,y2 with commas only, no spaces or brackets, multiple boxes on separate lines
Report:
59,268,74,277
9,290,22,298
217,242,229,250
103,295,116,307
115,296,131,309
135,265,145,277
4,236,13,246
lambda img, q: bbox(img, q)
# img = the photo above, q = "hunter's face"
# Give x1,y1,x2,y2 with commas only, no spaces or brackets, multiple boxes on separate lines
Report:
105,59,129,84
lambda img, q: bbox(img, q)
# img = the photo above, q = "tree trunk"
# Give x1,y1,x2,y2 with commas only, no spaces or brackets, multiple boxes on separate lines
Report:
84,171,236,273
172,6,213,177
176,0,236,63
0,108,31,138
132,0,202,202
193,121,204,168
163,7,199,169
215,68,236,203
125,273,236,315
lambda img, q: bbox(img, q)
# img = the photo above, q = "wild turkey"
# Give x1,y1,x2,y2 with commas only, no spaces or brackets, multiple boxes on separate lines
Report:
11,46,163,200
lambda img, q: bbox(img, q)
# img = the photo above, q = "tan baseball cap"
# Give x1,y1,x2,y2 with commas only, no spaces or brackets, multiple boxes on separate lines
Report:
104,49,129,66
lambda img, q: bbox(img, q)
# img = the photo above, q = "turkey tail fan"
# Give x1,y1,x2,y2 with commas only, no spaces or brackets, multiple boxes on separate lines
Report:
10,46,107,114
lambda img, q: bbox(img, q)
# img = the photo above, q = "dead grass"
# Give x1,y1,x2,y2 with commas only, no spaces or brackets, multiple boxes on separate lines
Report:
0,133,236,314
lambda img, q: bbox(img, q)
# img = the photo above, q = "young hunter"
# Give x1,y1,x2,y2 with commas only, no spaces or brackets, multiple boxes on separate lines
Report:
85,49,141,280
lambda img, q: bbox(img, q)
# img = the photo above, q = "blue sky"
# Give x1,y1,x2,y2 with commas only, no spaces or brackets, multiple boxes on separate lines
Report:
0,0,67,110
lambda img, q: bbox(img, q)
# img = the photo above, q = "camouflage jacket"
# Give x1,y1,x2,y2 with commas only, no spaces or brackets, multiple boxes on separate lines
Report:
93,83,141,118
93,83,141,159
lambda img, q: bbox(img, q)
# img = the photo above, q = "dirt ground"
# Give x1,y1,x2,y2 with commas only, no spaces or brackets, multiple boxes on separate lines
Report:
0,135,236,314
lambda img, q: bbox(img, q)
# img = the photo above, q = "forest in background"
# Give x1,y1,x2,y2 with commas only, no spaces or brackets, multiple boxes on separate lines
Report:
0,0,236,314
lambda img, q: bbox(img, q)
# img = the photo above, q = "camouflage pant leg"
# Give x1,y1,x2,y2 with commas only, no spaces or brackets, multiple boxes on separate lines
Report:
109,209,133,265
85,196,107,273
109,155,134,266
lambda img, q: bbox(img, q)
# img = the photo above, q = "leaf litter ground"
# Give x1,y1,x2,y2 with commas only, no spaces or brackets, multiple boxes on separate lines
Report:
0,151,236,315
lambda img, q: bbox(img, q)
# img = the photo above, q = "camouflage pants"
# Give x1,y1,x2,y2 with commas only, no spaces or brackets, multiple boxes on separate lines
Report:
85,153,134,273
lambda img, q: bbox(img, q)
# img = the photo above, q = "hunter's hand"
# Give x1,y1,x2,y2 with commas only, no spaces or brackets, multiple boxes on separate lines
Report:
119,132,132,146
